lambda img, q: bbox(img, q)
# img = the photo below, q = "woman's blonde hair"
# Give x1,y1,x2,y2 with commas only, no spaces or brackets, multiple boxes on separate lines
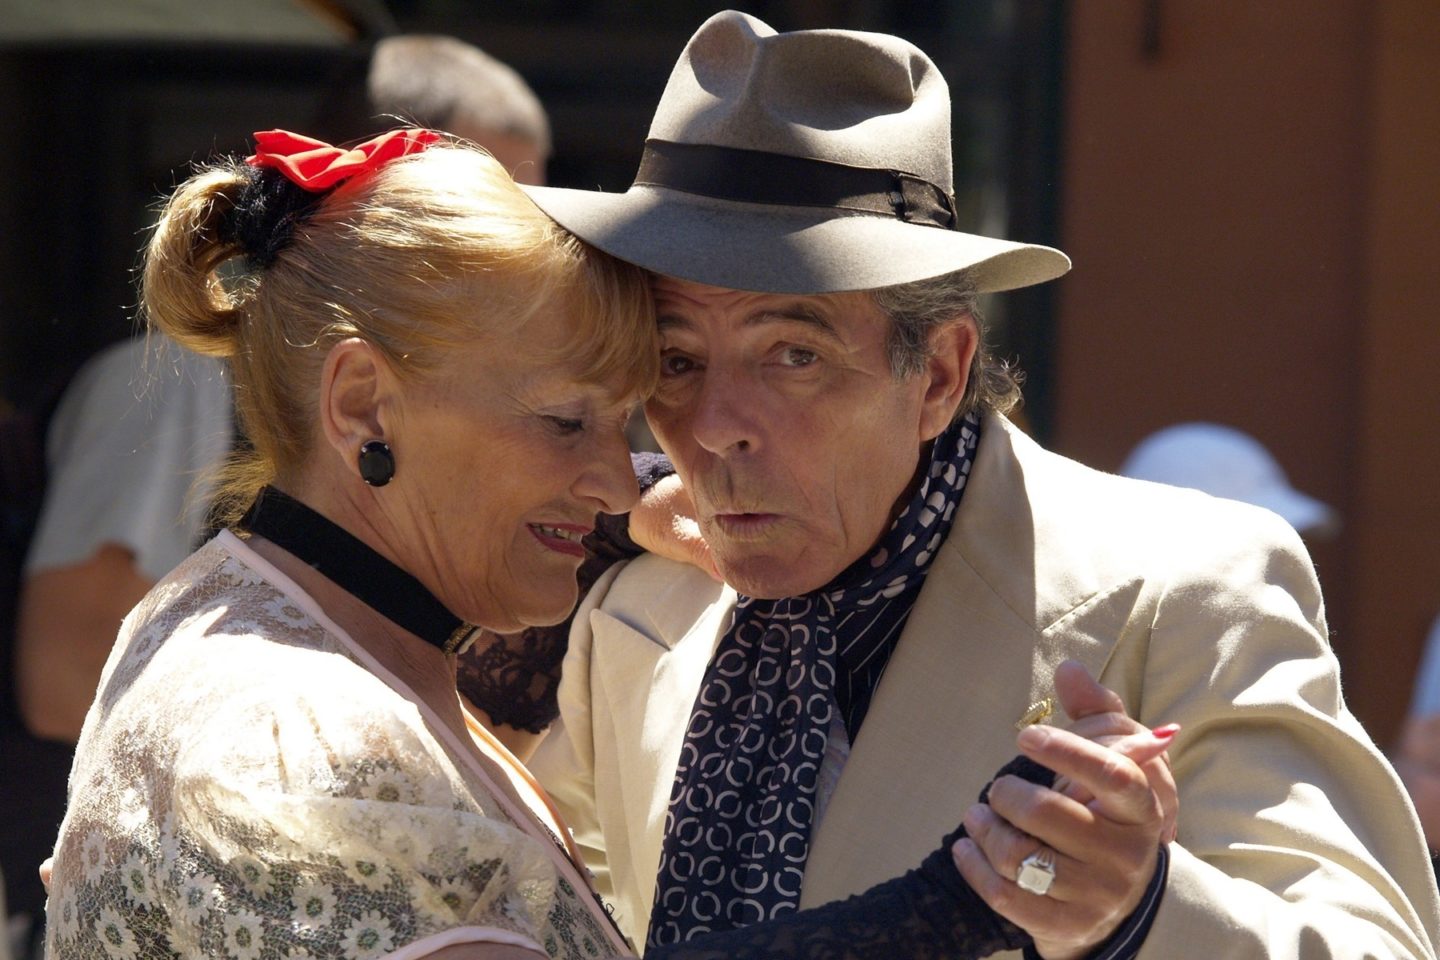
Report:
142,140,656,524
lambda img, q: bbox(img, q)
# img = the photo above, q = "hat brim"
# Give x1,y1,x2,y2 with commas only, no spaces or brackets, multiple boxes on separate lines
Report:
1252,487,1339,537
523,184,1070,295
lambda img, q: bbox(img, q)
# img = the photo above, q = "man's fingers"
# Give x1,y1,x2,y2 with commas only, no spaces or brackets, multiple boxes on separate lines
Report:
985,768,1163,898
1048,712,1139,804
1049,689,1180,843
1107,723,1180,766
1065,710,1144,745
961,769,1165,954
1116,725,1180,843
963,802,1080,903
1055,659,1125,721
1017,724,1164,824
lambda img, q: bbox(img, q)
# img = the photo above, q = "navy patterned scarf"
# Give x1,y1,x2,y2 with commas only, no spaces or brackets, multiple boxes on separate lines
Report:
646,412,981,947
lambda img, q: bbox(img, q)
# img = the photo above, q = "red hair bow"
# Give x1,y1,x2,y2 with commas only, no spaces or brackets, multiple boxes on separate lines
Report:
247,128,442,192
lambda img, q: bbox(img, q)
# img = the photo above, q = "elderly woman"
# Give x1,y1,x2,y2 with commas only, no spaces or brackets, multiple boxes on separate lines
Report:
46,130,646,960
44,130,1169,960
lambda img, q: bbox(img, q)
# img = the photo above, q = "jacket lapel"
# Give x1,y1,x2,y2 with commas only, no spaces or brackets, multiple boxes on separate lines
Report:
802,413,1142,906
588,556,734,925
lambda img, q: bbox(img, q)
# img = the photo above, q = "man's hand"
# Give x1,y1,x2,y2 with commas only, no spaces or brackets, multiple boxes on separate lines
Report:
1050,660,1178,844
628,474,720,580
951,662,1176,959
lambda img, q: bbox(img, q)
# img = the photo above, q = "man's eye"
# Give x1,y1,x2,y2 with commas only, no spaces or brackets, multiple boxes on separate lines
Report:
547,416,584,435
661,353,696,376
780,346,818,367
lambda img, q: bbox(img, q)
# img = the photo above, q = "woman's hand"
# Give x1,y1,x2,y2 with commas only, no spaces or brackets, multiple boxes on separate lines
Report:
628,474,720,580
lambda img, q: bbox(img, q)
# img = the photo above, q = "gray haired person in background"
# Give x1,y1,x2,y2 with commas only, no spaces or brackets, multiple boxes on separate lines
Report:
368,34,551,185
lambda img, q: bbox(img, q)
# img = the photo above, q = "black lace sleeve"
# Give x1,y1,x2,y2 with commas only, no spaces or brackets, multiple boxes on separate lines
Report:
455,453,674,732
644,756,1053,960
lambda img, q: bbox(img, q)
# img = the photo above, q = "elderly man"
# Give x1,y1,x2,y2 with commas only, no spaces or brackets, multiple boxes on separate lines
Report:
521,11,1440,959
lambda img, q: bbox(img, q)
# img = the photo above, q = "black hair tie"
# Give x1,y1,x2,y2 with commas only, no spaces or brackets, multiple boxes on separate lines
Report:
218,166,332,269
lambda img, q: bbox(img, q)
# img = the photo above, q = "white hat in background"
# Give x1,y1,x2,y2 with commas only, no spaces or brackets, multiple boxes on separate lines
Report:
1120,423,1338,535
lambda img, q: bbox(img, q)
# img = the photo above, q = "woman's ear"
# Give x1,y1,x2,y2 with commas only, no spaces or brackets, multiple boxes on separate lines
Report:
917,317,978,442
319,338,397,476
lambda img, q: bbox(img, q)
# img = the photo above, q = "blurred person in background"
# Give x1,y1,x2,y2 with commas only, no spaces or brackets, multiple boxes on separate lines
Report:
368,33,551,186
1118,422,1339,538
3,337,231,959
1397,614,1440,863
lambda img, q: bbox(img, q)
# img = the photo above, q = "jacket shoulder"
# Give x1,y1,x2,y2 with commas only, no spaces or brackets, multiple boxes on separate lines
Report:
956,414,1317,630
585,552,729,650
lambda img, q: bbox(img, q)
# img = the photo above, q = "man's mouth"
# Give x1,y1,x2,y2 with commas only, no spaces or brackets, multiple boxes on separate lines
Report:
711,512,783,539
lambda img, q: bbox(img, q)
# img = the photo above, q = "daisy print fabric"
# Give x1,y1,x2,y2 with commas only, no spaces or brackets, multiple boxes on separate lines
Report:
46,538,619,960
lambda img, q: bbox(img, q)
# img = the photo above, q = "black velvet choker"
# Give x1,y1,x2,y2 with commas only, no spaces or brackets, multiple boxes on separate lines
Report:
240,486,482,655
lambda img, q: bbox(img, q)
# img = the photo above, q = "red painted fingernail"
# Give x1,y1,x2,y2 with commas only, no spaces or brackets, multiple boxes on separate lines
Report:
1151,723,1181,739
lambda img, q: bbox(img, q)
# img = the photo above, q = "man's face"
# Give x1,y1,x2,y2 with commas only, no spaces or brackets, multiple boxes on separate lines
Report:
645,277,951,598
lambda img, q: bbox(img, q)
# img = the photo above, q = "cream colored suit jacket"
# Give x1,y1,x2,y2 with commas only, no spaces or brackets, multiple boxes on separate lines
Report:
531,413,1440,958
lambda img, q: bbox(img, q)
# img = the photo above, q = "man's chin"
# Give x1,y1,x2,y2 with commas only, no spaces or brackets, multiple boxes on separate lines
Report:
716,553,837,600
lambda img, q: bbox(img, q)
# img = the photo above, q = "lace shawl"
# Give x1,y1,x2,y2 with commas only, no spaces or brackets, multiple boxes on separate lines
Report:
46,534,626,960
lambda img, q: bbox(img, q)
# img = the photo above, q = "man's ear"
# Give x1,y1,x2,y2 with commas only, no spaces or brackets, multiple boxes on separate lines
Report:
917,318,978,442
319,338,397,477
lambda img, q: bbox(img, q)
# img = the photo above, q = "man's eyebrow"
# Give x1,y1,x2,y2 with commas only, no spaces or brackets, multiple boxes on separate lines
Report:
747,306,839,339
655,303,843,339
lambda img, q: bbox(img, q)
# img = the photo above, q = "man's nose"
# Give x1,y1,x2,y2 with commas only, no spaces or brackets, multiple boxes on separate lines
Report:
690,372,759,455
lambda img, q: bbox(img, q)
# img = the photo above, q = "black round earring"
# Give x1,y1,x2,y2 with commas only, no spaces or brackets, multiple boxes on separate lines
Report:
357,440,395,487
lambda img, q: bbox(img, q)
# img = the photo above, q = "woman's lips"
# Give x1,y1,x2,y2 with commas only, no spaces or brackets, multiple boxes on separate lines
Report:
528,522,590,558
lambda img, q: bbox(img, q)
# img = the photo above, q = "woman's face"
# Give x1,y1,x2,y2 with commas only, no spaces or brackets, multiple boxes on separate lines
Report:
391,307,640,634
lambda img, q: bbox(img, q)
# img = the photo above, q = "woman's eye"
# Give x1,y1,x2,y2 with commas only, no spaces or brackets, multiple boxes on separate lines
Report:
780,346,818,367
547,416,584,435
660,353,696,376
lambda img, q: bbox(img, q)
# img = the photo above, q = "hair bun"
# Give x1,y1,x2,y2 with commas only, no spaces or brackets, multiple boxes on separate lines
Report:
219,166,329,269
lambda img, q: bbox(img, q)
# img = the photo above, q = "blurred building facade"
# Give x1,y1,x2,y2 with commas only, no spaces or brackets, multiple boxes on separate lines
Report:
1054,0,1439,747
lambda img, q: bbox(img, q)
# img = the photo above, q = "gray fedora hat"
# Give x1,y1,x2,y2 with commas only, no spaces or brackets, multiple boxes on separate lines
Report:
524,10,1070,295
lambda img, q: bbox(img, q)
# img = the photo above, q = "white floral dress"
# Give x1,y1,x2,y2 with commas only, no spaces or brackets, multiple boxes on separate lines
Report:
46,532,629,960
